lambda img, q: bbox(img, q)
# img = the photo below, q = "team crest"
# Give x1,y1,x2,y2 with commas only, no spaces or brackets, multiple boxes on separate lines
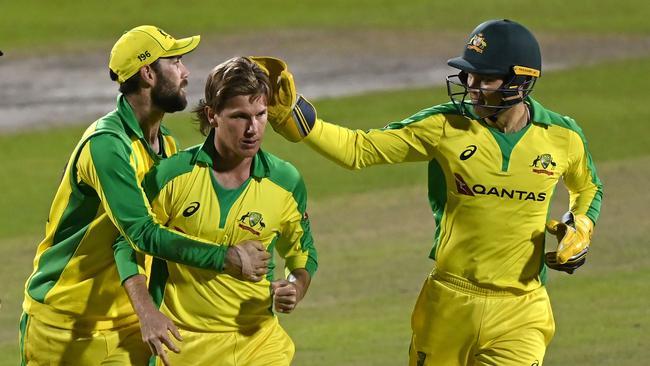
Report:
238,211,266,236
467,33,487,53
531,153,556,176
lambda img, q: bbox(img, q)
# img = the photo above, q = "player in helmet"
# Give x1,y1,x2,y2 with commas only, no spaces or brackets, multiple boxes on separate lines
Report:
255,18,602,365
446,19,542,132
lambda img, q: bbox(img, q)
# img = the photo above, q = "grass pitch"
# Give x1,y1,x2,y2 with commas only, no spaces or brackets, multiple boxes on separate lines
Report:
2,0,649,51
0,58,649,366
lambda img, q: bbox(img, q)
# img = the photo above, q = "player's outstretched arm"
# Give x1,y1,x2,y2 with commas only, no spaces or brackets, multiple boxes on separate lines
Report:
251,56,439,169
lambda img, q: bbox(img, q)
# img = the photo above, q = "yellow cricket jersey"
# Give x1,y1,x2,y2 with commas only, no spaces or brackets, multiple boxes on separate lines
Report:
23,95,230,331
305,97,602,292
133,130,317,332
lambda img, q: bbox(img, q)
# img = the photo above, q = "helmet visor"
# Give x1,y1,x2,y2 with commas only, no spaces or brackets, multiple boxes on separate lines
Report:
446,72,537,118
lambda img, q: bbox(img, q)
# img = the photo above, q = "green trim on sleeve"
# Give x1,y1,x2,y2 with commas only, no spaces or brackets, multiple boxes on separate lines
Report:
266,236,278,282
88,135,228,271
531,99,603,222
113,236,140,283
265,152,318,276
427,158,447,260
148,257,169,308
382,102,460,131
289,172,318,276
19,313,28,366
26,182,101,302
26,125,129,302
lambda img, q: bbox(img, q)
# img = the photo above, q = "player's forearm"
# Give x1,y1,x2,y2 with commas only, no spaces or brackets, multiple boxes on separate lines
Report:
124,274,158,315
304,119,361,169
289,268,311,302
104,185,229,271
83,137,229,271
304,119,432,169
123,223,229,271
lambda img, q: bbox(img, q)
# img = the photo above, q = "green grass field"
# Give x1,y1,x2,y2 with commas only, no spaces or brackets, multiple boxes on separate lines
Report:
1,0,649,52
2,1,650,364
1,57,649,365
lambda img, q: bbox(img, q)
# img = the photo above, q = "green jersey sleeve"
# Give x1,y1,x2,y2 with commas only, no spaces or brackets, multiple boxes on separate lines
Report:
276,173,318,277
564,128,603,224
76,133,228,272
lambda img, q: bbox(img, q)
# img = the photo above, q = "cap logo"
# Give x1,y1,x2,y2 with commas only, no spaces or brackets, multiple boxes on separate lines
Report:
467,33,487,54
157,28,172,39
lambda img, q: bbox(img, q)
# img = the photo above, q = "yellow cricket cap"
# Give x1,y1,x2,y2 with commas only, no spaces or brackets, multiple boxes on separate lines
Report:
109,25,200,83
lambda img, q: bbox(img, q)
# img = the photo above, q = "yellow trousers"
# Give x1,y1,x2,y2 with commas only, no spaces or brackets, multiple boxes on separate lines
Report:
409,271,555,366
155,317,294,366
20,313,150,365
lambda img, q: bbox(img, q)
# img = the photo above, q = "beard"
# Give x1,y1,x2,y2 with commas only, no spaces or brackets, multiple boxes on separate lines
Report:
151,73,187,113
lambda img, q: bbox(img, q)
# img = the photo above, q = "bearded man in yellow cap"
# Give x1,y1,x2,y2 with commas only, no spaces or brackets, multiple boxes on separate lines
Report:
19,26,270,365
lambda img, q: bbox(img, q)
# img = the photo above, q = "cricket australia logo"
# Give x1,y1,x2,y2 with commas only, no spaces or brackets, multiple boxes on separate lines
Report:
238,211,266,236
467,33,487,53
531,153,557,176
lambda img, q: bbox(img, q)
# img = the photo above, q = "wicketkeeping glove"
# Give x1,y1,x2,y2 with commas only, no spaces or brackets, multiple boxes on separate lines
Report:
250,56,316,142
545,211,594,274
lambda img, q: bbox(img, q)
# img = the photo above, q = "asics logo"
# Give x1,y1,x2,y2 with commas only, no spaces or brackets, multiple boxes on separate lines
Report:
182,202,200,217
460,145,477,160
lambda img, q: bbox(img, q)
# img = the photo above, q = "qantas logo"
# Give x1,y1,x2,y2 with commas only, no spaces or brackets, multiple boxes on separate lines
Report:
454,173,474,196
454,173,547,201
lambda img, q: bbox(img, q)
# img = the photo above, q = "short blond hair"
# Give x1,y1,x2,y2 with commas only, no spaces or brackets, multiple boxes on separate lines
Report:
193,57,271,136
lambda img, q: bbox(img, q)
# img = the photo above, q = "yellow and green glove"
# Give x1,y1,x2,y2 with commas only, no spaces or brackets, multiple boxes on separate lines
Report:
250,56,316,142
545,211,594,274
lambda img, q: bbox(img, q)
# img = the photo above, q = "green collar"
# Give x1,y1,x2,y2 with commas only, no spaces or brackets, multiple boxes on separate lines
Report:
116,94,172,138
191,128,270,179
526,96,551,126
